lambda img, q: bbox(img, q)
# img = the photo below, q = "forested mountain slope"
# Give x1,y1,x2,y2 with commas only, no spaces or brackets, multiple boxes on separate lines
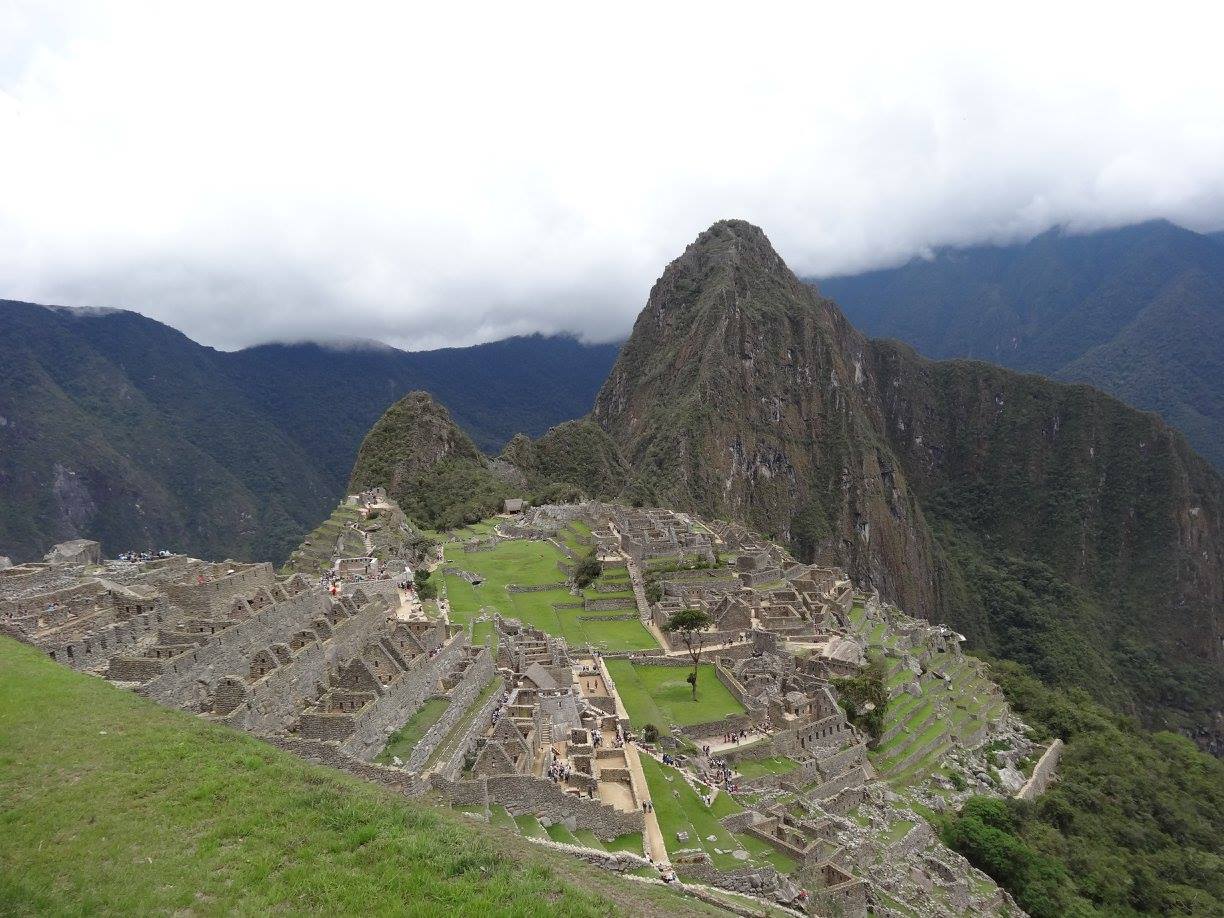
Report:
0,300,617,562
819,220,1224,469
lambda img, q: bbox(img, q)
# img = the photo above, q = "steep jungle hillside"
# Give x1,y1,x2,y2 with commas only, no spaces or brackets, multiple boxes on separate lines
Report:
819,220,1224,469
591,220,1224,743
0,300,617,563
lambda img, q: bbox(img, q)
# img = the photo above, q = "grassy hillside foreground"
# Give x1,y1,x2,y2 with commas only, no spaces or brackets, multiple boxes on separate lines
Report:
0,638,717,917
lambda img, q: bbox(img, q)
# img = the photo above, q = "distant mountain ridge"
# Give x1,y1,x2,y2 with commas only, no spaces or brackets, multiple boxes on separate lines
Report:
0,299,618,562
818,219,1224,469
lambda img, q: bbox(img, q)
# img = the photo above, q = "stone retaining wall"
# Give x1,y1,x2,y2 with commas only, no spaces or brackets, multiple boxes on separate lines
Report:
435,677,506,780
404,656,499,771
1017,739,1063,800
341,636,479,761
263,735,428,796
507,582,569,594
432,774,645,841
584,597,635,612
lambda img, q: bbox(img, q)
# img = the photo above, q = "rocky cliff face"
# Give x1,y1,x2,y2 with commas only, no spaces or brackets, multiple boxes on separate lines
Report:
592,220,946,618
593,220,1223,740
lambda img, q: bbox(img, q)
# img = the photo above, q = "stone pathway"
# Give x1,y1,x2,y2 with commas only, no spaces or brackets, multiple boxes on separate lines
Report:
624,741,668,865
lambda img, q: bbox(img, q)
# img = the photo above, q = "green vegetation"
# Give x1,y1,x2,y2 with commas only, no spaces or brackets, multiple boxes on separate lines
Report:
0,637,715,916
604,660,744,729
639,755,795,874
573,549,602,589
938,660,1224,917
442,539,657,653
831,654,888,742
375,698,451,764
499,420,630,499
414,567,438,600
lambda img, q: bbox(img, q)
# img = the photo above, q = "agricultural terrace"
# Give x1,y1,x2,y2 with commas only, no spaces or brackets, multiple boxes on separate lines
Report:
604,660,744,729
442,534,658,653
639,755,797,874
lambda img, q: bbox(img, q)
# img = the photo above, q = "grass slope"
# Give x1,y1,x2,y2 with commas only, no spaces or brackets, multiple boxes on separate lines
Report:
0,637,715,917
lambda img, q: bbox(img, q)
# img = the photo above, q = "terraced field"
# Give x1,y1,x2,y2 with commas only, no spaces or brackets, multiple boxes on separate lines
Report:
282,503,363,574
868,653,1004,787
639,756,797,874
442,533,658,652
842,607,1007,789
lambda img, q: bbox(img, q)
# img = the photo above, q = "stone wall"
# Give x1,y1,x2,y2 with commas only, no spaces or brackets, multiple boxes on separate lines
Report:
1016,739,1063,800
507,582,569,594
162,563,276,617
266,735,427,796
403,653,499,771
134,590,377,711
483,774,644,840
223,602,389,734
340,635,476,761
435,676,506,780
674,863,781,898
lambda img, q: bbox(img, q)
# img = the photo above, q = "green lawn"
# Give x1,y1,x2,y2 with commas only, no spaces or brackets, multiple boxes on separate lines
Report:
375,697,450,764
559,521,593,554
444,539,657,652
0,637,719,916
639,756,795,874
604,660,744,729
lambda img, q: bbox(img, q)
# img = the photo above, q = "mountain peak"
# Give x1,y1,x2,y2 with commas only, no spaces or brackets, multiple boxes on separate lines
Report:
678,218,789,275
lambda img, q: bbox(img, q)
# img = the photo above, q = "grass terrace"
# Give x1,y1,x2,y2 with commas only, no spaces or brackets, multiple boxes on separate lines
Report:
559,520,593,555
376,698,450,764
443,539,658,653
640,756,796,874
0,637,719,917
604,660,744,730
282,503,364,575
424,678,502,773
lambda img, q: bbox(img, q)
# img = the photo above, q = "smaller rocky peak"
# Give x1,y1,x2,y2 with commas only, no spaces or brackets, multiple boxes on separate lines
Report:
348,390,485,493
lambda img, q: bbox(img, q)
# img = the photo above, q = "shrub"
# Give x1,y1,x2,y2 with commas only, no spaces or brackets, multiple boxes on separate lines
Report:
573,550,602,589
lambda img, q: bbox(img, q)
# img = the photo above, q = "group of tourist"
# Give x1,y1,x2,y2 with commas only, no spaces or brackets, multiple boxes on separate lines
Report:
117,550,171,563
547,748,574,784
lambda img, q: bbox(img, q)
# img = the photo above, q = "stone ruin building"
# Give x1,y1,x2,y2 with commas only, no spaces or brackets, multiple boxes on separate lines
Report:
2,492,1030,918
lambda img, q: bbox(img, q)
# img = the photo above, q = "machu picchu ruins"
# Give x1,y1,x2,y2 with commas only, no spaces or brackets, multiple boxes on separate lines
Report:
3,491,1051,917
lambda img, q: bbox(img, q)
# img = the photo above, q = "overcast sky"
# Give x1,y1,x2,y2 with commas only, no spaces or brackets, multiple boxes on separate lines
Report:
3,2,1224,351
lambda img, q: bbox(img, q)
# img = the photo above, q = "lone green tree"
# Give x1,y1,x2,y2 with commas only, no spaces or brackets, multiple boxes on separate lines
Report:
663,608,714,700
573,549,602,589
413,567,437,600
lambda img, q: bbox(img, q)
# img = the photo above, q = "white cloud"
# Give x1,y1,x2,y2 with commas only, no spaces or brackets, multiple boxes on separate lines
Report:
2,0,1223,349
